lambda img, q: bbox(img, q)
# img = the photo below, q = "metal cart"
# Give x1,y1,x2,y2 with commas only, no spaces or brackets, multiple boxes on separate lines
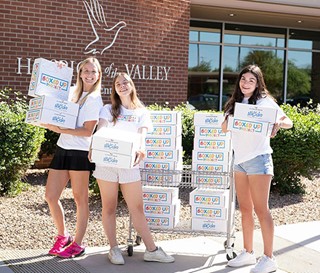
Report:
126,165,237,261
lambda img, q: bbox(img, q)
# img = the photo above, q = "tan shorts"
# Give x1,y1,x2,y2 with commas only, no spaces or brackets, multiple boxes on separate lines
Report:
93,165,141,184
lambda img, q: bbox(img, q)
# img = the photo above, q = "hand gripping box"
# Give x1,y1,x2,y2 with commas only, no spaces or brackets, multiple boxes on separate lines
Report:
25,95,79,129
227,103,277,136
193,112,225,126
142,186,179,204
150,111,182,125
28,58,73,101
189,188,229,207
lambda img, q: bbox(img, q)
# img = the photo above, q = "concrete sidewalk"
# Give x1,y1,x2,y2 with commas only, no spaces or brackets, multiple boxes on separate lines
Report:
0,221,319,273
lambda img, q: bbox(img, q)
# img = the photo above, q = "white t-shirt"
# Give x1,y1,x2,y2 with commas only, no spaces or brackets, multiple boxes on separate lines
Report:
231,96,287,165
57,92,103,151
99,104,153,133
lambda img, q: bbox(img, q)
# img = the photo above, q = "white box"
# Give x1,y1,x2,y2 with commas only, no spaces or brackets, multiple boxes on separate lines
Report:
145,135,182,149
193,112,225,126
193,138,231,151
148,124,182,137
25,108,77,129
141,171,182,186
91,150,136,168
234,102,277,123
150,111,182,125
145,147,183,161
191,174,229,188
28,95,79,114
192,150,231,165
191,205,227,220
143,199,180,217
189,188,229,207
92,127,141,155
146,215,179,229
28,58,73,100
142,186,179,204
194,125,230,139
227,117,274,136
192,162,230,173
141,159,183,171
191,218,228,233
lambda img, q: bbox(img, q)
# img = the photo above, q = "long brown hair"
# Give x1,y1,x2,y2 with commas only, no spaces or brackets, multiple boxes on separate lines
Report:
110,72,145,123
71,57,102,104
224,64,275,115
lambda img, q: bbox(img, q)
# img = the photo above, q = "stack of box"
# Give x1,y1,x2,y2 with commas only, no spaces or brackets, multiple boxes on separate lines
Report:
142,185,180,229
140,111,183,186
192,112,232,188
190,188,232,232
25,58,77,129
227,103,278,136
91,127,141,168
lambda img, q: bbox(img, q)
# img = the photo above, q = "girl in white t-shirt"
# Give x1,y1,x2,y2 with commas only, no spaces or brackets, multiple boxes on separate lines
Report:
42,57,103,258
92,72,174,265
221,65,292,273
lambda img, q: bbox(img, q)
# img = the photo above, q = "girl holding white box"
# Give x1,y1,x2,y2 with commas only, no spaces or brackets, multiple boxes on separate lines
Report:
42,57,103,258
92,72,175,265
221,65,293,273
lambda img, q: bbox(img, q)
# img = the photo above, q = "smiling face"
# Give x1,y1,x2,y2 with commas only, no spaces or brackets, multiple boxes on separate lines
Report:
239,72,258,98
114,74,133,98
80,62,100,91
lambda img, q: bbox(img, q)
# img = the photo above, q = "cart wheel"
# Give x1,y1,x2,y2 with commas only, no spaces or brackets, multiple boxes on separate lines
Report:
226,252,237,261
135,235,142,245
127,245,133,256
223,240,234,249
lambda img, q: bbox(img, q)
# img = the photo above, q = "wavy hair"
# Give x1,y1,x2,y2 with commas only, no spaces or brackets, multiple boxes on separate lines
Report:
224,64,275,115
110,72,145,124
71,57,102,104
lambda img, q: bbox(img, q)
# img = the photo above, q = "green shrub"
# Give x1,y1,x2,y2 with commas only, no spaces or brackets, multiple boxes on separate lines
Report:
0,88,45,196
271,103,320,194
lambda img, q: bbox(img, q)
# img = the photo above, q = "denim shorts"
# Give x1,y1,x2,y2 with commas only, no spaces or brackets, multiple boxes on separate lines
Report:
233,154,274,175
93,166,141,183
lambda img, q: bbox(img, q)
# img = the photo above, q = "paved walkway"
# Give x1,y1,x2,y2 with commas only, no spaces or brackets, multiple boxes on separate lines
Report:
0,221,319,273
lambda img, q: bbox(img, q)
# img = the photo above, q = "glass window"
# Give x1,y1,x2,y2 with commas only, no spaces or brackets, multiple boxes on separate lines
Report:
289,29,320,50
189,31,198,42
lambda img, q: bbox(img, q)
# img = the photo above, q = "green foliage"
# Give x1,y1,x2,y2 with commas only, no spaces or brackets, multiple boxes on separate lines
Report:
39,130,59,156
271,103,320,194
0,88,45,196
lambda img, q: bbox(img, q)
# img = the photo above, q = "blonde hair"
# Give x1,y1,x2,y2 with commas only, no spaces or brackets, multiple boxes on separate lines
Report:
72,57,102,104
110,72,144,123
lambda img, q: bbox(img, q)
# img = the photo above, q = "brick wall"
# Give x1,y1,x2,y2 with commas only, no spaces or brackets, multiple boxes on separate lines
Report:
0,0,191,106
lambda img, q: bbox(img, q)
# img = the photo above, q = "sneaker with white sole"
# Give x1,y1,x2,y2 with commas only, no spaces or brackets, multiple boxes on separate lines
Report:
250,255,277,273
108,246,125,265
227,249,256,267
144,246,175,263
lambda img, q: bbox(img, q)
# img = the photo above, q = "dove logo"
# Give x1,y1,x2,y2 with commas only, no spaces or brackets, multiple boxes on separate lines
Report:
83,0,127,55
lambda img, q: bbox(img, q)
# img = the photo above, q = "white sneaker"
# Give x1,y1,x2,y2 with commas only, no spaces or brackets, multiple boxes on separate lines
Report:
108,246,125,265
250,255,277,273
227,249,256,267
144,246,175,263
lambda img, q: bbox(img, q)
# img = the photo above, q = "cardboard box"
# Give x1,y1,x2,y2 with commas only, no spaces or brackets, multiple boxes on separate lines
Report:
192,162,230,173
191,205,227,220
91,150,136,168
191,218,228,233
148,125,182,137
192,150,231,165
143,199,180,217
189,188,229,207
193,112,225,126
91,127,141,155
227,117,274,136
146,215,180,229
28,95,79,114
145,147,183,161
140,159,183,171
194,125,230,139
25,108,77,129
142,186,179,204
28,58,73,100
145,135,182,149
150,111,182,125
193,138,231,151
141,172,182,186
191,174,229,188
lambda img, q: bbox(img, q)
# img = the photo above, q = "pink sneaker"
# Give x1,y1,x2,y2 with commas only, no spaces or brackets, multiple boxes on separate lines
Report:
57,241,85,258
48,235,73,256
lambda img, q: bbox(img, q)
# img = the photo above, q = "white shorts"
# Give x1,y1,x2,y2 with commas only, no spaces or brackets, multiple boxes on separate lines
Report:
93,166,141,184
